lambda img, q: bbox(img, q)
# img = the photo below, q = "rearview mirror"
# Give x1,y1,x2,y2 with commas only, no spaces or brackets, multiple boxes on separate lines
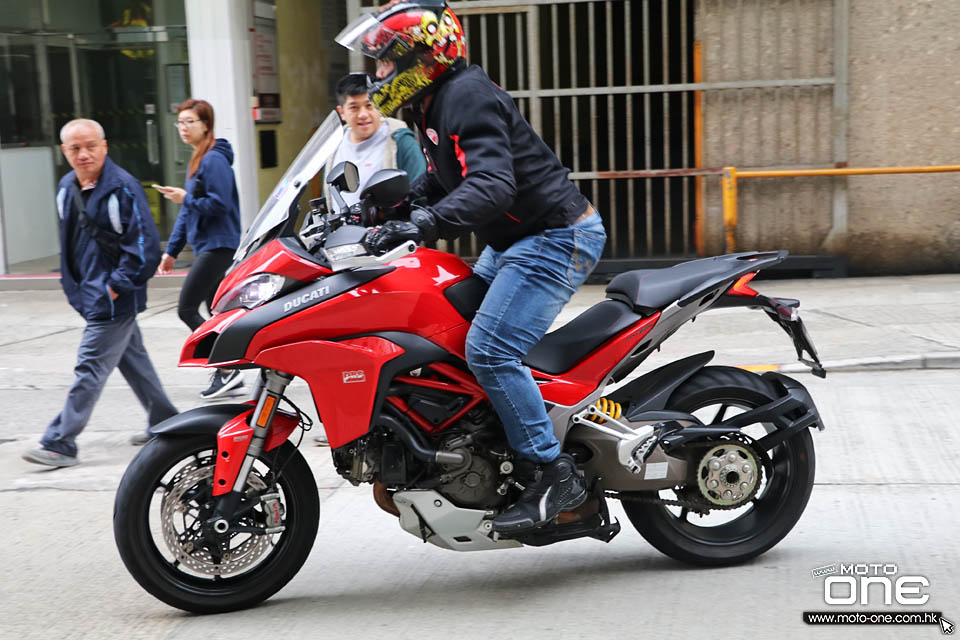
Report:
360,169,410,207
326,161,359,193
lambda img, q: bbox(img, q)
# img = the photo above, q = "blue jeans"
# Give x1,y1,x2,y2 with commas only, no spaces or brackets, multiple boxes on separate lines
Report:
466,212,607,463
40,315,178,457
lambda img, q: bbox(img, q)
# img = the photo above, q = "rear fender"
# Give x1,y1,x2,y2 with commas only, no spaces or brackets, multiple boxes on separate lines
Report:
656,371,825,454
607,351,714,416
150,403,301,497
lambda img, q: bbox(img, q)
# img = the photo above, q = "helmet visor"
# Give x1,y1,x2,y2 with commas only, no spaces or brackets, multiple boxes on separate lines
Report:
335,13,414,61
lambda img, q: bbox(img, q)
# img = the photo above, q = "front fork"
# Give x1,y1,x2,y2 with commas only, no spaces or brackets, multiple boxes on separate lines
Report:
206,369,292,536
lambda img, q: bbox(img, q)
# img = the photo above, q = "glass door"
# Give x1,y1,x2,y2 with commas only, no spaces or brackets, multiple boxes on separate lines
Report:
0,7,190,272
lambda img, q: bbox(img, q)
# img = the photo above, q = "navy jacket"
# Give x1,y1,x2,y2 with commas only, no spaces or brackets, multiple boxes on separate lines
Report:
56,157,162,321
411,64,589,251
166,138,242,258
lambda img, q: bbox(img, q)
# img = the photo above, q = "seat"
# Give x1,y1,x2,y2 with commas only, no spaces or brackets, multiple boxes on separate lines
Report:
445,276,644,374
605,255,751,314
522,301,644,375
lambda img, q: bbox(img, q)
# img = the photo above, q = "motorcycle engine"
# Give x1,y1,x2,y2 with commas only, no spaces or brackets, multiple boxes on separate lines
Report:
435,429,503,509
331,405,511,510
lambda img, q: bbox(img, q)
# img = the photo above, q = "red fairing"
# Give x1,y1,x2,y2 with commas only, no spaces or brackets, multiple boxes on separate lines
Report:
212,407,302,496
179,308,247,367
241,249,473,360
252,337,406,448
184,236,662,445
533,314,661,406
211,239,332,309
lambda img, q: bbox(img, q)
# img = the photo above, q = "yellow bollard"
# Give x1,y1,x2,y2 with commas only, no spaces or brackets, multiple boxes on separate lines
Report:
721,166,738,253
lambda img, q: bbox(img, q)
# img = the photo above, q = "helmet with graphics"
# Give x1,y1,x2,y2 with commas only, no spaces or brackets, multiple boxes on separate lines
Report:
335,0,466,116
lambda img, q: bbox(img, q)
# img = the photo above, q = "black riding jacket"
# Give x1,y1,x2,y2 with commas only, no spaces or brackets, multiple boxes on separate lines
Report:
410,64,589,251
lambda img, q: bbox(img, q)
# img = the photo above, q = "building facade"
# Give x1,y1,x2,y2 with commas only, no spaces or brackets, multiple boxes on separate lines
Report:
1,0,958,275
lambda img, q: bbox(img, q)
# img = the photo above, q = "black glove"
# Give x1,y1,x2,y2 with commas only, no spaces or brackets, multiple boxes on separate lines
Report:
363,220,422,256
409,206,439,242
380,193,427,223
362,207,439,255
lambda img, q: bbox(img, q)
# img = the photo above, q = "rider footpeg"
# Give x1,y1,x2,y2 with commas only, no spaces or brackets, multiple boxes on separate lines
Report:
618,420,684,475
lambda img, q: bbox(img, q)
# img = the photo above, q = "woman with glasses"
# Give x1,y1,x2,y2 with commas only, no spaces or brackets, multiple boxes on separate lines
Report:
153,98,244,399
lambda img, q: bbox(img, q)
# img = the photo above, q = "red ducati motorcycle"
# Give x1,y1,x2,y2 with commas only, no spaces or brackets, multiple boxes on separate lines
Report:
114,112,826,613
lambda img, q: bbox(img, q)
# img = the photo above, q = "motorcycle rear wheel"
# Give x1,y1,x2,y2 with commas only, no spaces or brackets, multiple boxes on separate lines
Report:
113,435,319,613
623,366,816,566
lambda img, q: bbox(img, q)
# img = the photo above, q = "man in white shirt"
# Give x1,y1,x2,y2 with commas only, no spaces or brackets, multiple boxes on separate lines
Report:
324,73,426,206
315,74,426,446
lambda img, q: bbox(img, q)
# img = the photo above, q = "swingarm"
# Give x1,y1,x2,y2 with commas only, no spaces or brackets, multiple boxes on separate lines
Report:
573,370,824,476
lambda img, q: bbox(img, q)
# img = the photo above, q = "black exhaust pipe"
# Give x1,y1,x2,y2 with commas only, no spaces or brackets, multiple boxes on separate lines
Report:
378,413,465,466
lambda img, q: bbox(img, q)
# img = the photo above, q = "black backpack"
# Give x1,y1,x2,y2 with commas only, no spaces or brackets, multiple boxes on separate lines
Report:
70,185,161,285
71,184,122,264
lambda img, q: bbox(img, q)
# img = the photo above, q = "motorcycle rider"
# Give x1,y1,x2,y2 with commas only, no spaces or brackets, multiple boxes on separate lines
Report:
337,0,607,533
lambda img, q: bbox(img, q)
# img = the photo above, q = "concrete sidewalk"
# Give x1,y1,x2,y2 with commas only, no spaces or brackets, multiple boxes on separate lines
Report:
558,273,960,373
0,272,957,374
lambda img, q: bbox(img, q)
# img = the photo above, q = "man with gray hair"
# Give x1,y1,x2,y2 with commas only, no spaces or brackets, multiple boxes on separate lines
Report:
22,119,177,467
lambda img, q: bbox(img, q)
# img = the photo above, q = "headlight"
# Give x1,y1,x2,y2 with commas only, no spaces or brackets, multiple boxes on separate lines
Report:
211,273,286,314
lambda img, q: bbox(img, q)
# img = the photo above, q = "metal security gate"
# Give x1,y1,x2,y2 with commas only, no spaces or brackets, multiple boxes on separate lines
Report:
347,0,698,262
346,0,843,264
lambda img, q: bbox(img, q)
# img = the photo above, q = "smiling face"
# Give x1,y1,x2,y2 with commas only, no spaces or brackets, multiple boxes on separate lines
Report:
61,123,108,184
176,108,208,147
337,93,382,143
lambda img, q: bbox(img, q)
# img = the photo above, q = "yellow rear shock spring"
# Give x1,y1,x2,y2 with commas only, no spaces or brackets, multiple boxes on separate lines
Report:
587,397,623,423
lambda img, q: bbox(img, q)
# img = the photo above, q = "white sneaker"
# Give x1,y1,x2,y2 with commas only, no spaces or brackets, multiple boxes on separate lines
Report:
199,369,244,400
22,447,79,467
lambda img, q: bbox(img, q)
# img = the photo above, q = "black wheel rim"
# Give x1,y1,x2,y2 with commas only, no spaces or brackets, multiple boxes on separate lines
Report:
138,441,301,594
656,397,803,547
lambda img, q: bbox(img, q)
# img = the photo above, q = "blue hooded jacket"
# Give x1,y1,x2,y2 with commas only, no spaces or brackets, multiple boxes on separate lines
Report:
166,138,242,258
56,157,162,321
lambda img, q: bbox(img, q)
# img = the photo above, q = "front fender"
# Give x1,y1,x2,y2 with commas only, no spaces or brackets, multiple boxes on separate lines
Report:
151,404,252,437
150,403,301,497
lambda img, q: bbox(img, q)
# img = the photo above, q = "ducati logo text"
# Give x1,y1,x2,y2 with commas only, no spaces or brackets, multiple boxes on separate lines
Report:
284,285,331,312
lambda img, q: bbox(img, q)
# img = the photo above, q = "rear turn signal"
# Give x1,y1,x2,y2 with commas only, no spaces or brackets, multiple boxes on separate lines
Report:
729,272,759,297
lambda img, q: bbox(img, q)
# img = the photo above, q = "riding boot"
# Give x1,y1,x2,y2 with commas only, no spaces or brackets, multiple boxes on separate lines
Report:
492,453,588,533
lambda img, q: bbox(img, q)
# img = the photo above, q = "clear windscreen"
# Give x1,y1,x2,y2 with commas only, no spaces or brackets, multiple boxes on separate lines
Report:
233,111,344,261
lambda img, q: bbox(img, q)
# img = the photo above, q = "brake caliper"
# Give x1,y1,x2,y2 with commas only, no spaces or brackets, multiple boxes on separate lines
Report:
259,492,286,533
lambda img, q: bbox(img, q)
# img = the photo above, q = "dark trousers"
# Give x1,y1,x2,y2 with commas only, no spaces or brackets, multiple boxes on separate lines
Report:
41,315,178,457
178,248,235,331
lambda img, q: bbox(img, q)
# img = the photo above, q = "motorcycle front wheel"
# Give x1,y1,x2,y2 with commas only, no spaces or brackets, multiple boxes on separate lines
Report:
623,366,816,566
113,434,319,613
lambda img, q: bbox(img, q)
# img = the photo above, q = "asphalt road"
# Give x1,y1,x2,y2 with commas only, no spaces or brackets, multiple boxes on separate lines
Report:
1,278,959,639
2,369,957,640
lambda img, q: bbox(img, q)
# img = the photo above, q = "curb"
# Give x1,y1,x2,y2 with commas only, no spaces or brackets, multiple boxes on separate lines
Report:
0,272,188,291
741,351,960,374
